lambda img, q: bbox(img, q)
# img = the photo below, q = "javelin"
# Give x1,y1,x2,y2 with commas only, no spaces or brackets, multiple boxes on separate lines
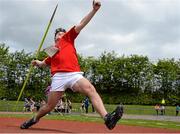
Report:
15,4,58,109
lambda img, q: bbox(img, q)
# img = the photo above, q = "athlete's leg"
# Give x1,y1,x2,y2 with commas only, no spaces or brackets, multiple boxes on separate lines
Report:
20,91,64,129
35,91,64,121
72,78,107,118
72,77,123,130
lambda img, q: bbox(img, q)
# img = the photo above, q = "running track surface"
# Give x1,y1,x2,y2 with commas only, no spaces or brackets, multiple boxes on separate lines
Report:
0,117,180,133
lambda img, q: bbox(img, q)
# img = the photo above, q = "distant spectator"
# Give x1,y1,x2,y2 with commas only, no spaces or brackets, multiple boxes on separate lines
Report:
84,97,89,114
154,104,160,115
67,99,72,113
81,100,85,112
176,105,180,116
55,99,64,113
23,98,30,112
160,105,165,115
29,97,36,112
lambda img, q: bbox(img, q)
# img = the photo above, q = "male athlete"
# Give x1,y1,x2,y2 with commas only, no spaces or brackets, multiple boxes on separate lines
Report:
20,0,123,130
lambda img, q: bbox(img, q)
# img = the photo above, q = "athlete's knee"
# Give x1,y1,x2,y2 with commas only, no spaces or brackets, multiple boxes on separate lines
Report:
86,85,97,96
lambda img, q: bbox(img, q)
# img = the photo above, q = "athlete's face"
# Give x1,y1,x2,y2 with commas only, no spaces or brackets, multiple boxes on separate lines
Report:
55,31,65,42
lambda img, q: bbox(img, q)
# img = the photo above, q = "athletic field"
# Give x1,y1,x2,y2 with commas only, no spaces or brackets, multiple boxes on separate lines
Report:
0,112,180,133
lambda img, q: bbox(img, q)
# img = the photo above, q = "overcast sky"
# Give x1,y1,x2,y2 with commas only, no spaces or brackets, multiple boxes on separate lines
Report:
0,0,180,61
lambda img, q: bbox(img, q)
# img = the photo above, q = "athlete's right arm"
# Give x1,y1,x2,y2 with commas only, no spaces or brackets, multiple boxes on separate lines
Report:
31,60,47,67
74,0,101,33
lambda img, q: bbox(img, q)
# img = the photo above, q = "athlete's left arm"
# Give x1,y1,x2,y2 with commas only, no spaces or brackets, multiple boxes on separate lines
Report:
75,0,101,33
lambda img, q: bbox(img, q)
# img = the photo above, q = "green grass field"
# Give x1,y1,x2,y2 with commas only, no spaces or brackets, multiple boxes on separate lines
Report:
55,103,178,116
0,100,177,116
0,100,180,130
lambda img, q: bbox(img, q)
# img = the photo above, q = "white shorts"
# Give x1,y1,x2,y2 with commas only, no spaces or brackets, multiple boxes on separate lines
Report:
51,72,84,92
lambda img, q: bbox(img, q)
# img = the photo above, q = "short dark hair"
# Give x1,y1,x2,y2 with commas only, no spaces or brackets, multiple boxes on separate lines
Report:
54,27,66,40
